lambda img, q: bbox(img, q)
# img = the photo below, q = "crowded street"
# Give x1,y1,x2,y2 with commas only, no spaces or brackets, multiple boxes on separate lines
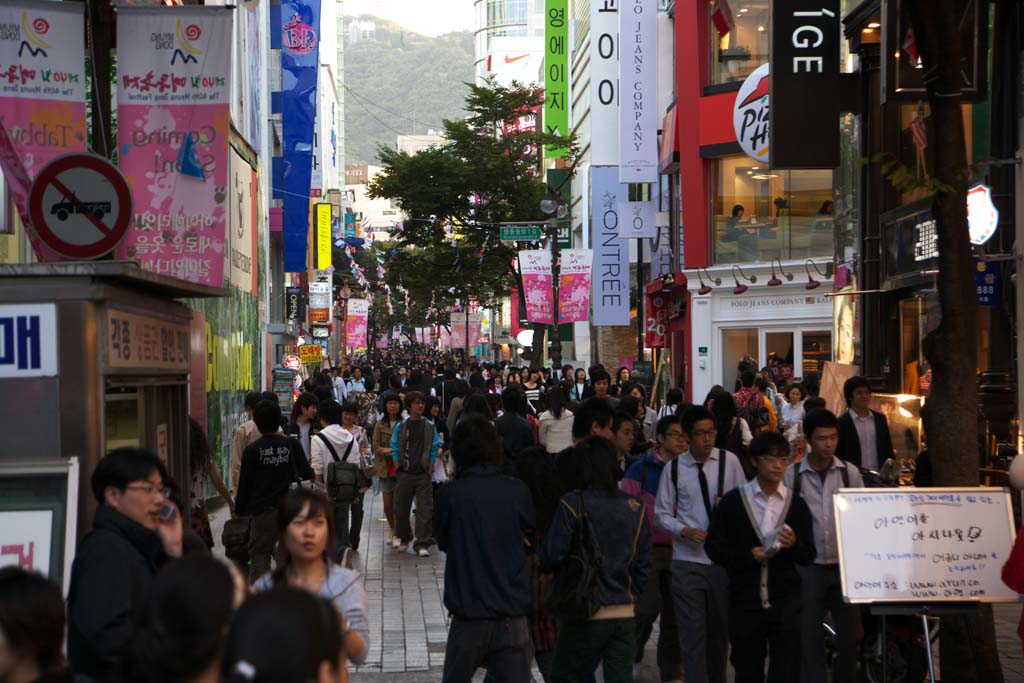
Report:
4,0,1024,682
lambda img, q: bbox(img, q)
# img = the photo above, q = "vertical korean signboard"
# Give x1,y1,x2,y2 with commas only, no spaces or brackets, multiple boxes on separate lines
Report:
116,7,232,287
281,0,321,271
559,249,593,324
315,202,331,270
519,249,554,325
590,0,618,166
544,0,568,157
591,167,630,326
769,1,841,168
345,298,368,348
619,0,657,183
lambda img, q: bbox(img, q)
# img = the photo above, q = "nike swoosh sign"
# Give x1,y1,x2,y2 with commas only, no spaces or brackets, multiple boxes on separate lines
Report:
505,54,529,64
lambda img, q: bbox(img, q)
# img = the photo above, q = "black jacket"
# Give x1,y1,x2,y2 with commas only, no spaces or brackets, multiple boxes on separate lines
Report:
836,409,894,469
67,506,169,681
495,412,536,458
705,487,816,610
435,466,535,619
542,490,651,608
236,434,314,516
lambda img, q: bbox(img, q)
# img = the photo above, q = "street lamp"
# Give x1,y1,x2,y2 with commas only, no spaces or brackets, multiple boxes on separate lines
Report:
338,280,352,364
540,191,565,368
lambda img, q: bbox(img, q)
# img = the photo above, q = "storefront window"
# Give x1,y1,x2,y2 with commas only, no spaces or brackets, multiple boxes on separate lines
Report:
722,328,758,391
712,157,833,264
709,1,769,85
900,295,939,397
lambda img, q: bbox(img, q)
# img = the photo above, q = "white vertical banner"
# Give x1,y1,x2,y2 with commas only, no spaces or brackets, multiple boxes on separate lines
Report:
591,167,630,326
590,0,619,166
616,200,657,238
619,0,657,183
650,221,674,279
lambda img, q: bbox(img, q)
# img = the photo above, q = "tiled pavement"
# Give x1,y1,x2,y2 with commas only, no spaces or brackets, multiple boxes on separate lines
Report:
209,495,1024,682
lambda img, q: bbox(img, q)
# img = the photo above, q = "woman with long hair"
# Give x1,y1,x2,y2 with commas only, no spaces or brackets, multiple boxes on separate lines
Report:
188,417,232,548
611,366,632,397
459,392,494,423
705,386,752,471
222,588,349,683
537,387,574,454
372,393,403,545
253,489,369,667
542,437,651,682
569,368,588,403
0,567,73,683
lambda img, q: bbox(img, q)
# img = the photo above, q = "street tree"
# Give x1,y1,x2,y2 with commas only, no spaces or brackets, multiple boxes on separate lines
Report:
368,78,576,364
903,2,1003,679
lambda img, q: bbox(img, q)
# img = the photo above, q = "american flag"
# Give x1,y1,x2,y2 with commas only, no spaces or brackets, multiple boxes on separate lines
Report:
909,105,928,150
711,0,734,38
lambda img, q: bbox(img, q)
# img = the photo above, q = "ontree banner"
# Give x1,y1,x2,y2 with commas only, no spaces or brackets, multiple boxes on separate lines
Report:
0,0,86,220
619,0,657,183
590,0,619,166
616,200,657,239
519,249,554,325
591,167,630,326
116,7,232,286
281,0,321,271
345,298,368,348
559,248,593,324
543,0,568,157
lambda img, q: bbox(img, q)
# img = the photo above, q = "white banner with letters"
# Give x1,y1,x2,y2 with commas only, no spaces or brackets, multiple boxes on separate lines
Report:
590,0,619,166
591,167,630,326
616,199,657,239
619,0,657,183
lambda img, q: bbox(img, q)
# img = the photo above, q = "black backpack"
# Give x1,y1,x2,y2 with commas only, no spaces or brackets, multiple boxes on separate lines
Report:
543,492,604,622
737,391,770,433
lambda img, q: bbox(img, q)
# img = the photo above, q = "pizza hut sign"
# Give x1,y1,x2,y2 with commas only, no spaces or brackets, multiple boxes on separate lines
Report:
733,63,771,164
967,183,998,246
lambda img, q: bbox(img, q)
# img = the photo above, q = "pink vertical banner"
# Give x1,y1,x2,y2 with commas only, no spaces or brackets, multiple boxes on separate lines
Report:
345,298,369,348
0,1,87,262
374,333,389,350
519,249,554,325
115,7,232,286
559,248,593,324
468,312,483,345
450,313,466,349
440,325,451,350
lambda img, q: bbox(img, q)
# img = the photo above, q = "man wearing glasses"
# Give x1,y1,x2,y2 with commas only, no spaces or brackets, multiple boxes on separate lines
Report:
654,406,746,683
706,431,816,682
68,447,184,681
621,415,688,682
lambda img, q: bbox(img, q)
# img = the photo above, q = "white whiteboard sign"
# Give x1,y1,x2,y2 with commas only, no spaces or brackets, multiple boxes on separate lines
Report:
835,488,1020,603
0,510,54,575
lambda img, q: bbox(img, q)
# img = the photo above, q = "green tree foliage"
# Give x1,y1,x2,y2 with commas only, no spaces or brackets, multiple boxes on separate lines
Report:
344,17,474,164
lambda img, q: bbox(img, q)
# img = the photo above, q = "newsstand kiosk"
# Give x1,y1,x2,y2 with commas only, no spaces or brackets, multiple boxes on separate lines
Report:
0,262,223,589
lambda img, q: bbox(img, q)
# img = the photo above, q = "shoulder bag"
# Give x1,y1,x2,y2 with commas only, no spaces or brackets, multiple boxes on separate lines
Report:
542,492,604,622
317,433,360,502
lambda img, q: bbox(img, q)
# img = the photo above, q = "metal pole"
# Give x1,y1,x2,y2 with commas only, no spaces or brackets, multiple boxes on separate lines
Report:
549,216,563,368
636,237,645,363
465,306,470,361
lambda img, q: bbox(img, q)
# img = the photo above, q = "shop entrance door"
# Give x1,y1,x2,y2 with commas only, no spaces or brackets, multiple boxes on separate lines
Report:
720,326,834,389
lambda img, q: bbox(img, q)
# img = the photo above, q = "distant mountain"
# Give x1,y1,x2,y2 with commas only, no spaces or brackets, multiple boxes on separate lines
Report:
344,15,474,165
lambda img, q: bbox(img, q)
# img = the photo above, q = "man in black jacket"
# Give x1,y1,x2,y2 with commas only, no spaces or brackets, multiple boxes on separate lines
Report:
68,448,184,681
237,399,314,581
436,415,535,683
706,431,815,683
835,376,894,470
494,387,536,459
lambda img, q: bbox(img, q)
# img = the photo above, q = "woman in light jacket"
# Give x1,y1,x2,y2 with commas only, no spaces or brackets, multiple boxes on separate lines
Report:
538,387,574,454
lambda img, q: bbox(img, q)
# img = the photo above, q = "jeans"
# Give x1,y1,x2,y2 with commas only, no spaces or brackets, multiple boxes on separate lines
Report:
442,616,532,683
246,507,278,583
671,560,729,683
799,564,859,683
634,546,681,681
394,470,433,549
550,618,634,683
332,489,365,559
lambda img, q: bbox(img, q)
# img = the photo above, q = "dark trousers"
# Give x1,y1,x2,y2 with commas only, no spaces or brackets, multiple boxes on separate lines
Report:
246,507,278,583
799,564,859,683
332,489,366,559
394,470,433,549
729,599,802,683
441,616,532,683
550,618,634,683
634,546,681,681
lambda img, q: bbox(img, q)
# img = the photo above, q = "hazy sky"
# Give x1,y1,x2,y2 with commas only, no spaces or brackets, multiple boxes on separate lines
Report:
345,0,475,37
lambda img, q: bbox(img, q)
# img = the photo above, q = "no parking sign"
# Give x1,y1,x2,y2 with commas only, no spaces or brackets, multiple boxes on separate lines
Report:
27,153,133,260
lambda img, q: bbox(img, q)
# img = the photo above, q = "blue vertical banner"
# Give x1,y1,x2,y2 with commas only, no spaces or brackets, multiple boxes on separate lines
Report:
281,0,321,272
590,167,630,326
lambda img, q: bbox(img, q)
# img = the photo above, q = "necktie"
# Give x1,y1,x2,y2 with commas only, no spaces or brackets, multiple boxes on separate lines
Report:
697,461,712,519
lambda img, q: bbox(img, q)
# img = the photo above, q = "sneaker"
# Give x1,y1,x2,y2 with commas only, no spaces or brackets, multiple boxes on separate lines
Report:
384,530,393,544
397,542,409,552
416,547,430,557
391,536,401,549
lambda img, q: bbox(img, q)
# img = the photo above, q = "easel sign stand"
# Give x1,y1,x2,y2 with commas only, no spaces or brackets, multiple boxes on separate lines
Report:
834,487,1021,682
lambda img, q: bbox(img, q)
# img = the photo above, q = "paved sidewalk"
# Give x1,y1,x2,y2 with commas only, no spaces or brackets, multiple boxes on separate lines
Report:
209,493,1024,682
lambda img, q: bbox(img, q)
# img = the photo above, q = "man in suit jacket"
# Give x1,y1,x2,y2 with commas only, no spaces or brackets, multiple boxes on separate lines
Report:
836,376,894,470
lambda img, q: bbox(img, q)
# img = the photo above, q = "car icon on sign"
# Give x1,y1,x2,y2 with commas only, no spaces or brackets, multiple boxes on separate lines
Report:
51,195,112,221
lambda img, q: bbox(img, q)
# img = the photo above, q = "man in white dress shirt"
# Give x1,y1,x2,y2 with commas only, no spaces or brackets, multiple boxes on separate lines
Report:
654,406,745,683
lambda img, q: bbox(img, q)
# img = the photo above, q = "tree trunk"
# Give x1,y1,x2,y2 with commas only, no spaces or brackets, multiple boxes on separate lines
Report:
904,2,1003,680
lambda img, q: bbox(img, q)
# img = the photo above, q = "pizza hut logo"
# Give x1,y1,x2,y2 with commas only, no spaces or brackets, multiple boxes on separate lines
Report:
732,63,771,164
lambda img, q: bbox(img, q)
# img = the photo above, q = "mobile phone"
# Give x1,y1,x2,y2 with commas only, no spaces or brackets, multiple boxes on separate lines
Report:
159,502,176,521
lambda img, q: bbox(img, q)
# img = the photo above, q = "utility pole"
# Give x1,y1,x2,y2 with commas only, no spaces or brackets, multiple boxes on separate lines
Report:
636,237,644,363
86,0,114,159
548,216,562,368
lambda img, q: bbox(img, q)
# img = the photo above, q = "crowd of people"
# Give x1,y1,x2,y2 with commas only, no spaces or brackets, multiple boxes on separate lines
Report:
0,350,968,683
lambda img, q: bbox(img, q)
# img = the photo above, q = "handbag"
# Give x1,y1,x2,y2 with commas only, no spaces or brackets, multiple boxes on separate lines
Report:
542,491,604,622
317,433,359,502
221,516,251,564
289,441,316,491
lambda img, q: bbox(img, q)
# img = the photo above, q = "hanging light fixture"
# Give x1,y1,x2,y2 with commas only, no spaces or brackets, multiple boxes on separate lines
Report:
697,268,721,295
804,259,835,290
731,265,757,295
767,258,794,287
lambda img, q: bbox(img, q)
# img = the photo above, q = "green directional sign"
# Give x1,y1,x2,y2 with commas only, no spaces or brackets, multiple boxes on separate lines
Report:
500,225,544,241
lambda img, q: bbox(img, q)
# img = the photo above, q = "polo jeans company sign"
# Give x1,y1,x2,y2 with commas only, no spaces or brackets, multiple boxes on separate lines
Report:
619,0,657,183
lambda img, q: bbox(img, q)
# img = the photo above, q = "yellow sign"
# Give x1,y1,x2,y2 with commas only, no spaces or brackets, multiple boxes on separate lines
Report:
298,344,323,365
316,203,332,270
106,309,190,371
